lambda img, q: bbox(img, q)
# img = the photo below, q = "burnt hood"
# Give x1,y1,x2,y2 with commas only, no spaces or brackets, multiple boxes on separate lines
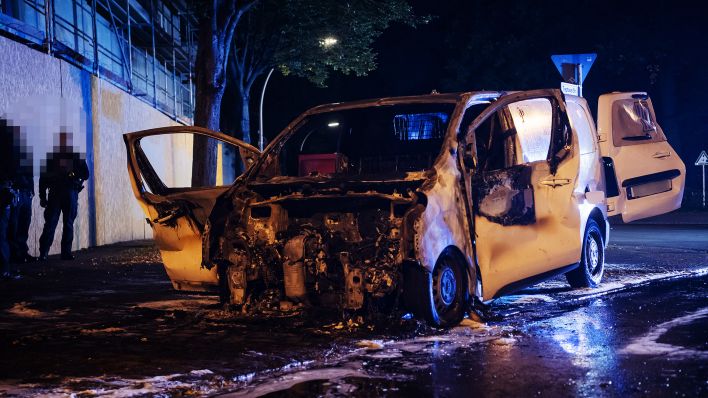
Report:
246,173,431,199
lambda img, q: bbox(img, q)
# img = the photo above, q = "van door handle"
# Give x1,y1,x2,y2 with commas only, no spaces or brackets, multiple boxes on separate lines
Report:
153,208,184,225
540,178,572,187
652,151,671,158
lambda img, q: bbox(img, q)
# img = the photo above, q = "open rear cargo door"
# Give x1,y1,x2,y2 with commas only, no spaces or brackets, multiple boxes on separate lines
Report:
597,92,685,223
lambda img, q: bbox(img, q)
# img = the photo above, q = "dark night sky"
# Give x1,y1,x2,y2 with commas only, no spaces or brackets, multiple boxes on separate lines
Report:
226,0,708,197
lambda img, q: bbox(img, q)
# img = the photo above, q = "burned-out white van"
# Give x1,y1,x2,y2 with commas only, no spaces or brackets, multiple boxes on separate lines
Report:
125,89,685,326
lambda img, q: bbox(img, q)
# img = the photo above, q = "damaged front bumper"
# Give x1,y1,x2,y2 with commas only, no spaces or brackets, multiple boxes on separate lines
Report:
204,178,428,311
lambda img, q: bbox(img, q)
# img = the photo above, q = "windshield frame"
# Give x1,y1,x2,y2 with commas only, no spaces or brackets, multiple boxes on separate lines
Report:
244,94,468,183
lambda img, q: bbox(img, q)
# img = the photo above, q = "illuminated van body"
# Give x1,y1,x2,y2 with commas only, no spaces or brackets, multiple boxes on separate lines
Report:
125,89,685,326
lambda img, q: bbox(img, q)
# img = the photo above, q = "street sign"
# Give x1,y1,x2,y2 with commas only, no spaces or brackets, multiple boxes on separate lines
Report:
551,53,597,84
551,53,596,97
697,150,708,208
560,82,580,96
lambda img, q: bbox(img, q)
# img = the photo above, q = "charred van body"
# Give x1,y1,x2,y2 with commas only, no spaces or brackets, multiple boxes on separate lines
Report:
125,90,686,327
203,99,467,322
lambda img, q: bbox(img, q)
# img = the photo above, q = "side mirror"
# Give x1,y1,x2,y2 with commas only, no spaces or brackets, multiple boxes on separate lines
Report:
463,143,477,169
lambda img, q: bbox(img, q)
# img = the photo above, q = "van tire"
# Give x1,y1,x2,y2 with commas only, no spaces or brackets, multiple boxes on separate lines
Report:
421,254,469,327
566,219,605,288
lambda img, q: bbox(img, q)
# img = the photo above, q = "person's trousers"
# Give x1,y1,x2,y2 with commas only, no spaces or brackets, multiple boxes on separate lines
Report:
39,189,78,256
0,204,10,273
8,189,32,260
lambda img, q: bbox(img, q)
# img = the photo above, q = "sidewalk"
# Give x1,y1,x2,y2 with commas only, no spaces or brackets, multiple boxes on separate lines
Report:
0,240,167,301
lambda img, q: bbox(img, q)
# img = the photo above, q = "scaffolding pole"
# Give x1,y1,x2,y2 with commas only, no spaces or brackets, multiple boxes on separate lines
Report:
127,0,132,91
150,0,157,107
187,18,194,122
171,13,177,118
104,0,132,88
44,0,53,54
92,0,99,76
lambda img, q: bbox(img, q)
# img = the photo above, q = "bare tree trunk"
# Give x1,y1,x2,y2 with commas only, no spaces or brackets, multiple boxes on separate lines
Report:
239,92,251,145
191,83,223,186
191,15,224,187
191,0,256,187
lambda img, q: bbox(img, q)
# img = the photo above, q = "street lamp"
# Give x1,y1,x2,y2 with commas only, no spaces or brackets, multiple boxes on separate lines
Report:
258,68,274,151
258,36,339,151
321,36,338,48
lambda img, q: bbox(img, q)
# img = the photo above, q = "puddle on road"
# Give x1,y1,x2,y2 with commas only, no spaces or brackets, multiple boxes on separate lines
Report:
214,316,515,397
0,313,516,397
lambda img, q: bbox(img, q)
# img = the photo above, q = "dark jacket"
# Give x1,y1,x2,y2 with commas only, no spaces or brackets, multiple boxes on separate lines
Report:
0,123,17,207
11,170,34,193
0,122,15,184
39,152,89,200
1,119,33,191
11,151,34,193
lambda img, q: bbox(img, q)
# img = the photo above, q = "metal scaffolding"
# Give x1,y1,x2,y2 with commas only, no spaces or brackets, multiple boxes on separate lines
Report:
0,0,196,122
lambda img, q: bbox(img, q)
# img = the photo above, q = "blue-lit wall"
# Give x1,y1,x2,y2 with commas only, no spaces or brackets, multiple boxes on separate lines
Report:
0,35,181,253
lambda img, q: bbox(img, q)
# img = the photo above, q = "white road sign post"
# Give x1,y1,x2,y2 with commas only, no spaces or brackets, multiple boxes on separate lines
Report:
696,150,708,208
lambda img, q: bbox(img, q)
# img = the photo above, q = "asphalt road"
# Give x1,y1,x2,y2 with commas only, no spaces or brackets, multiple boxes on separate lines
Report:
0,223,706,397
609,223,708,251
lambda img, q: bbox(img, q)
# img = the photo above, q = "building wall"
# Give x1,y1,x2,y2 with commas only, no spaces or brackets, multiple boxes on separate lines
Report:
0,35,182,255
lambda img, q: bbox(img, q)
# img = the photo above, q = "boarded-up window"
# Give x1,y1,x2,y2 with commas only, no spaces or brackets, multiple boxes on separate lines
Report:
612,99,666,146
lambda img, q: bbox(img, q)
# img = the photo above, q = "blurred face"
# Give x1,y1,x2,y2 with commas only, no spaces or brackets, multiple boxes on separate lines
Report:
56,132,73,151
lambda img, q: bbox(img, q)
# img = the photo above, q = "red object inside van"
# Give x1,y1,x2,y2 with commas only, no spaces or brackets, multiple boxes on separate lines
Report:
298,153,341,176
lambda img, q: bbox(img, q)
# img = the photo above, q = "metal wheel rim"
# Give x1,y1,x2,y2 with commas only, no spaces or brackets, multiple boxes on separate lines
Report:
439,267,457,306
586,233,601,277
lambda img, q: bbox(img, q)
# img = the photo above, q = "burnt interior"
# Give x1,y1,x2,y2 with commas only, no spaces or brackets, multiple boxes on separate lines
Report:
258,103,456,180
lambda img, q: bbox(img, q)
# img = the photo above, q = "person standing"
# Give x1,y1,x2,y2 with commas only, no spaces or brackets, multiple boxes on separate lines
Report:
8,126,36,264
38,131,89,261
0,119,19,277
0,181,14,278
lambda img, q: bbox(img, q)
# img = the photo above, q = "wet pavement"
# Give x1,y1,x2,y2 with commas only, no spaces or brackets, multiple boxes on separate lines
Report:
0,223,706,397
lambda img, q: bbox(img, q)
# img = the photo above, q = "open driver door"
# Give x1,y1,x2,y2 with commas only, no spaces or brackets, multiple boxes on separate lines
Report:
124,127,259,292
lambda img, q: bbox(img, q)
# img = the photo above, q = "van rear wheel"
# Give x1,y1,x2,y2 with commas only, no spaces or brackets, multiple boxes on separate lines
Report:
566,219,605,288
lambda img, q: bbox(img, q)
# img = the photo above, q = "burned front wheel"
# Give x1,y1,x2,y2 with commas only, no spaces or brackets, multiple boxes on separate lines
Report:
430,256,469,327
565,219,605,288
405,252,469,328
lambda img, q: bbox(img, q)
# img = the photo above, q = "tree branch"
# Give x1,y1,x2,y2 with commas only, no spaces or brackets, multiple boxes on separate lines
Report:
224,1,259,63
210,0,218,33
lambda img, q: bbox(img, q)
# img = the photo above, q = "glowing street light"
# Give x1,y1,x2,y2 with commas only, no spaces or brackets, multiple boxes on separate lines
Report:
321,36,338,48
